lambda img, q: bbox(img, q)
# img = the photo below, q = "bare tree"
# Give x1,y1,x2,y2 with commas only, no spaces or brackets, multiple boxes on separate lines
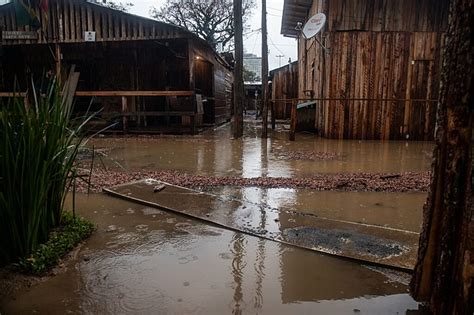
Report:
410,0,473,313
102,1,134,12
151,0,255,50
243,68,260,82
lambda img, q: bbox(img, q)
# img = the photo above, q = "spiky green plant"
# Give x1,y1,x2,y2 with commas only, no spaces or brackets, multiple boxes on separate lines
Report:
0,78,95,266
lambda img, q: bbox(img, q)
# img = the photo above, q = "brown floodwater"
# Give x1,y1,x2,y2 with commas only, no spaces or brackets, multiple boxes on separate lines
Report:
2,123,432,314
2,194,426,314
89,122,434,177
105,180,420,270
204,187,426,233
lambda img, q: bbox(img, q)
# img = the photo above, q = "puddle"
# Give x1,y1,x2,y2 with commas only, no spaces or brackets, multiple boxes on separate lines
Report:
204,187,426,233
105,180,419,270
1,194,426,314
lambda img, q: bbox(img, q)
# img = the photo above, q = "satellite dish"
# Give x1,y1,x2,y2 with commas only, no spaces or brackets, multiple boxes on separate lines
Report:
302,13,326,39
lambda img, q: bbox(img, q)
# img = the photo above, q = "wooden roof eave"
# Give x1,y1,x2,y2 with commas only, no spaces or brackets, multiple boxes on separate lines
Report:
281,0,312,38
0,0,229,69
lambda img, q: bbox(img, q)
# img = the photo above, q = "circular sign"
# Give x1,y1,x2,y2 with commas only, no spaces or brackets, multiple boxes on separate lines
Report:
302,13,326,39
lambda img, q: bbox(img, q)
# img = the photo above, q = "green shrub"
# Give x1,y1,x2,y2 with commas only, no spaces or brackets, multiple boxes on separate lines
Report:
0,79,96,265
19,212,95,274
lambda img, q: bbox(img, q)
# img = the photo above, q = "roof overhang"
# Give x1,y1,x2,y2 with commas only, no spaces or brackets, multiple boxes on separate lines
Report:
280,0,312,38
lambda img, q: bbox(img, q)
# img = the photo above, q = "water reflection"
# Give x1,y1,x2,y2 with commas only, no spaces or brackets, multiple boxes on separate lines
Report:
89,124,433,178
2,194,424,314
208,187,424,233
2,123,433,314
230,233,246,314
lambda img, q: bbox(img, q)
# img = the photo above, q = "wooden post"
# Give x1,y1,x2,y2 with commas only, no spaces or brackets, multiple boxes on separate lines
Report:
121,96,128,133
410,0,473,313
232,0,244,138
289,100,296,141
55,44,62,85
271,98,276,129
261,0,269,138
191,115,196,134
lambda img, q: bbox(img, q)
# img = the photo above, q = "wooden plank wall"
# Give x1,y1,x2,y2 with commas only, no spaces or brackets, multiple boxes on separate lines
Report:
0,0,233,127
0,0,185,45
311,31,443,140
327,0,449,32
213,67,233,124
271,61,298,119
192,40,233,124
297,0,448,140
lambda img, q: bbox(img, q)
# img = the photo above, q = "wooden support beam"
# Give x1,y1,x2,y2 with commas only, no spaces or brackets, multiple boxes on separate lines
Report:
0,92,28,97
55,44,62,84
289,100,297,141
121,96,128,132
120,111,195,117
75,91,195,97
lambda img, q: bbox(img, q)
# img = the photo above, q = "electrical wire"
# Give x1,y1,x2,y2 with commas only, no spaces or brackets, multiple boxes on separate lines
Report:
268,35,286,56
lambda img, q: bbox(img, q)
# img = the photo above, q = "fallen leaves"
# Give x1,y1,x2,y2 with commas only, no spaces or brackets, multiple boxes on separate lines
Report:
273,150,340,161
75,169,430,194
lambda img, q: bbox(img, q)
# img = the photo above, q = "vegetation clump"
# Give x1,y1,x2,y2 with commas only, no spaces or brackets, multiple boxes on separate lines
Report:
19,212,95,274
0,79,95,266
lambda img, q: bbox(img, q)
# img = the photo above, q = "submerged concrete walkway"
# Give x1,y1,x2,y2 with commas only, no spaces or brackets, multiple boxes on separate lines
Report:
105,179,419,271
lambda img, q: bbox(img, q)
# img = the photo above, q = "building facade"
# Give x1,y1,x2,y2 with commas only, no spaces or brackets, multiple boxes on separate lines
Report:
243,53,262,81
0,0,233,133
281,0,449,140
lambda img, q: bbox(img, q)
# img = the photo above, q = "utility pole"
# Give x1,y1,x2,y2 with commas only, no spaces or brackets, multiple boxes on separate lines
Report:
276,54,285,67
261,0,269,138
232,0,244,138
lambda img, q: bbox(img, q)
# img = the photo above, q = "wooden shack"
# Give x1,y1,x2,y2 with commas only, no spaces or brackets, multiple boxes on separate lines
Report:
270,61,298,119
0,0,233,133
281,0,449,140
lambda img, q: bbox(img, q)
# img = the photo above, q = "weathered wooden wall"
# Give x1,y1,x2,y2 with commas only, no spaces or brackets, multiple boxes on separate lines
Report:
0,0,185,45
270,61,298,119
0,0,233,128
305,0,449,32
326,0,449,32
192,40,233,125
296,0,448,140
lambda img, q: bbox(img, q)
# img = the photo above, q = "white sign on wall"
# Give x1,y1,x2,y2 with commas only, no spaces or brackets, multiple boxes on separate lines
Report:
302,13,326,39
84,31,96,42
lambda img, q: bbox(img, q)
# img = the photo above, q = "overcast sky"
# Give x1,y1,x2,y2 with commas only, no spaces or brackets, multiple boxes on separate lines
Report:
128,0,298,71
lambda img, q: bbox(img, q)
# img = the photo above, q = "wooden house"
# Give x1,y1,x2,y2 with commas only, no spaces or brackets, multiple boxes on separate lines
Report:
270,61,298,119
0,0,233,133
281,0,449,140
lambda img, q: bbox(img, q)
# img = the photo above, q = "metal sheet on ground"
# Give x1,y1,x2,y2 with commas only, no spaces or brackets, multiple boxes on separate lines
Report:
104,179,418,271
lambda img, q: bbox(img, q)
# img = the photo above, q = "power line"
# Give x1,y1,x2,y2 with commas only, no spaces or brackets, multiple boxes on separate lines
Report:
268,35,285,56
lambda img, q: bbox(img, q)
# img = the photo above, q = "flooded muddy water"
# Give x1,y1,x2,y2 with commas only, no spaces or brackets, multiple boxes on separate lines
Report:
204,187,426,233
90,123,434,177
2,124,432,314
2,194,426,314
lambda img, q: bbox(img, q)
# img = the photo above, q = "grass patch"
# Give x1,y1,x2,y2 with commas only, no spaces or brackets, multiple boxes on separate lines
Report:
19,212,95,275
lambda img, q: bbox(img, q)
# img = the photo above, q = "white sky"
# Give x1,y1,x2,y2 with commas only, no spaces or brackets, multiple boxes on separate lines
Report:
128,0,298,70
